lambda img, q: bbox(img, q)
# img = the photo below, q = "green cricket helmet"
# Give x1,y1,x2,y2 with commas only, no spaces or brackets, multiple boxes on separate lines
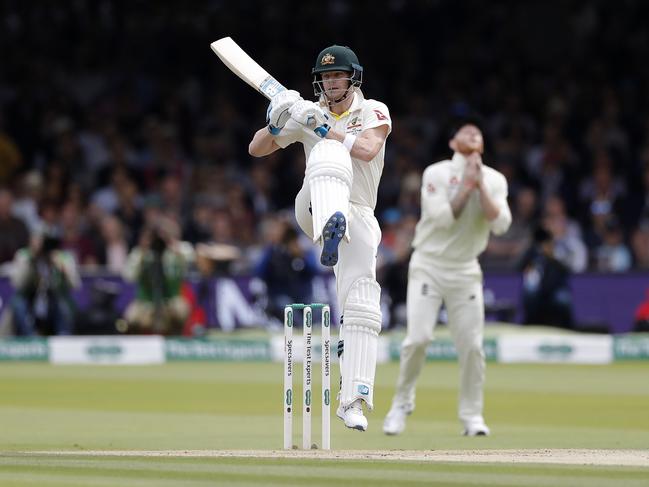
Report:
312,45,363,100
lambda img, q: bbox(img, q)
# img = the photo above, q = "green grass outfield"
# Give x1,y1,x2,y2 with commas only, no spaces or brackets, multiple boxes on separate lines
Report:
1,361,648,486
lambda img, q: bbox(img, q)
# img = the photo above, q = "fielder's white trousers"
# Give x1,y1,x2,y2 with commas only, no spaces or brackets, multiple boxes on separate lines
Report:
392,250,486,427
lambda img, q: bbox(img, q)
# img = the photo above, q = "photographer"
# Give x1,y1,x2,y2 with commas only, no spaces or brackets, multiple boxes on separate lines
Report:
519,227,574,328
255,222,318,322
10,231,80,336
122,218,194,335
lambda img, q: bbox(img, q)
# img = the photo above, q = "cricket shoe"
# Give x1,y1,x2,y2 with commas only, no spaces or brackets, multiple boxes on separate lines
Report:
320,211,346,266
382,404,413,436
336,399,368,431
462,421,490,436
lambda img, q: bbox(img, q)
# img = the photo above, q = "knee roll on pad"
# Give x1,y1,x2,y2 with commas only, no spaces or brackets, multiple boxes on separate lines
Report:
306,139,354,186
340,278,382,409
306,140,353,242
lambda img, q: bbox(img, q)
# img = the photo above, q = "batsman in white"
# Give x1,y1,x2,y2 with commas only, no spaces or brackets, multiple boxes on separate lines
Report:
249,45,391,431
383,121,511,437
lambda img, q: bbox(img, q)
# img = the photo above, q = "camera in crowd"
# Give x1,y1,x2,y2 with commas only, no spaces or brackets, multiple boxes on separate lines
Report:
35,232,63,261
151,229,167,254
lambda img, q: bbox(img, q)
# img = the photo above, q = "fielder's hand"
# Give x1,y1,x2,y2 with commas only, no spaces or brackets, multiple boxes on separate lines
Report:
266,89,302,135
462,153,483,190
289,100,330,137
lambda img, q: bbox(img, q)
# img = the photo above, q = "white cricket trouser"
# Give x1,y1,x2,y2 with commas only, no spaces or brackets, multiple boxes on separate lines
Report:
296,184,382,406
295,183,381,310
392,250,486,426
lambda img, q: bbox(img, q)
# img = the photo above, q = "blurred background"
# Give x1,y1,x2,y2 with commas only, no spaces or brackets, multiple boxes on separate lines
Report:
1,0,648,337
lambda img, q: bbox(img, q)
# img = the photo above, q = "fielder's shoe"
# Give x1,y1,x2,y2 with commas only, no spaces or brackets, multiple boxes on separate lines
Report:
463,421,491,436
382,404,413,436
320,211,346,266
336,399,368,431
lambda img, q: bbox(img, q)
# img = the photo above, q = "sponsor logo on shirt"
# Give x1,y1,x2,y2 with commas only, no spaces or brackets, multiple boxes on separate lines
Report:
347,116,362,133
373,109,388,121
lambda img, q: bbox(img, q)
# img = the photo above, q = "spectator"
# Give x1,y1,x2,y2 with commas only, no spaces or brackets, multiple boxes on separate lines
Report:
255,223,318,321
182,196,215,245
631,225,649,270
543,195,588,273
60,201,100,267
0,111,23,184
519,227,573,328
0,188,29,266
12,171,45,234
114,178,144,248
91,164,134,214
9,231,81,336
629,164,649,230
2,1,649,284
122,218,194,335
482,186,539,270
99,214,129,273
593,218,632,272
634,288,649,332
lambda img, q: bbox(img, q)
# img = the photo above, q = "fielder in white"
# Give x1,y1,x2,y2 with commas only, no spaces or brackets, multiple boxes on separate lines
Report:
383,122,511,436
249,45,391,431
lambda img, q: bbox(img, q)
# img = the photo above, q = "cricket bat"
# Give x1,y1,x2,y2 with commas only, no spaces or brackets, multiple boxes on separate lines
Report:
210,37,287,100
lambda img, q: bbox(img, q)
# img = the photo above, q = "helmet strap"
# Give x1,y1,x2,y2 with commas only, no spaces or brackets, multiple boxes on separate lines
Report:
327,86,354,107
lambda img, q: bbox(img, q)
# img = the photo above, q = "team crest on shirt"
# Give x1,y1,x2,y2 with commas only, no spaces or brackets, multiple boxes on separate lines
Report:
426,183,436,194
450,176,459,185
321,53,335,65
347,116,362,134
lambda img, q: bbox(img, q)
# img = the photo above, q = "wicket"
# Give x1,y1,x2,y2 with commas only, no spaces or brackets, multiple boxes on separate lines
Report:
283,303,331,450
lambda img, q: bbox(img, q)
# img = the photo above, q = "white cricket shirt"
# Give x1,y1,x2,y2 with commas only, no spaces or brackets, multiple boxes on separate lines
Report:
412,153,512,263
274,90,391,210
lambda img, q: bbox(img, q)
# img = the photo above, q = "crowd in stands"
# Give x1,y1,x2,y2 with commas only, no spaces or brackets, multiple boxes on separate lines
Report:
1,0,649,295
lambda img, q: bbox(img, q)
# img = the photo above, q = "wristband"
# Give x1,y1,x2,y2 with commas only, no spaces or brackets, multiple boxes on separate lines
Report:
342,133,356,152
314,124,330,138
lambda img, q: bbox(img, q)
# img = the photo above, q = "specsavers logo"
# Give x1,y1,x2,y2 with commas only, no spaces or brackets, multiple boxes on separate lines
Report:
321,53,335,65
538,343,574,357
87,343,123,359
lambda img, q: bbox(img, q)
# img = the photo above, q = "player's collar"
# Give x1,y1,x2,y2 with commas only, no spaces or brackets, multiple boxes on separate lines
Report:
326,90,364,120
451,152,467,169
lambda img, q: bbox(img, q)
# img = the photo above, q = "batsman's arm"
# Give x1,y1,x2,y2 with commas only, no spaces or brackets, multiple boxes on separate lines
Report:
325,125,389,162
249,127,281,157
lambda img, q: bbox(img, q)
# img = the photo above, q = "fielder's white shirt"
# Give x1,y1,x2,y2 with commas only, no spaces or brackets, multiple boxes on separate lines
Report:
274,90,391,210
412,153,512,263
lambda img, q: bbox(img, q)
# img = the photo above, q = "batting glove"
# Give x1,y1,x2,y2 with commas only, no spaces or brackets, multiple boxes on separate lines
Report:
266,89,302,135
289,100,330,138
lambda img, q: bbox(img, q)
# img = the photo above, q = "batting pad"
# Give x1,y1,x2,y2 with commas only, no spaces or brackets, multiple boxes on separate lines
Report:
306,140,353,242
340,278,381,409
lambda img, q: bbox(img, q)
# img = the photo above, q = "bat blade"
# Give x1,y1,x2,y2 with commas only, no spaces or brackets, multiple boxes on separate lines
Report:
210,37,286,100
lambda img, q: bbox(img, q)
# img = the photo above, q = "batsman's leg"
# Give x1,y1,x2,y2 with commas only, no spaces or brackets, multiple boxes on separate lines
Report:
334,205,382,431
305,139,353,267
